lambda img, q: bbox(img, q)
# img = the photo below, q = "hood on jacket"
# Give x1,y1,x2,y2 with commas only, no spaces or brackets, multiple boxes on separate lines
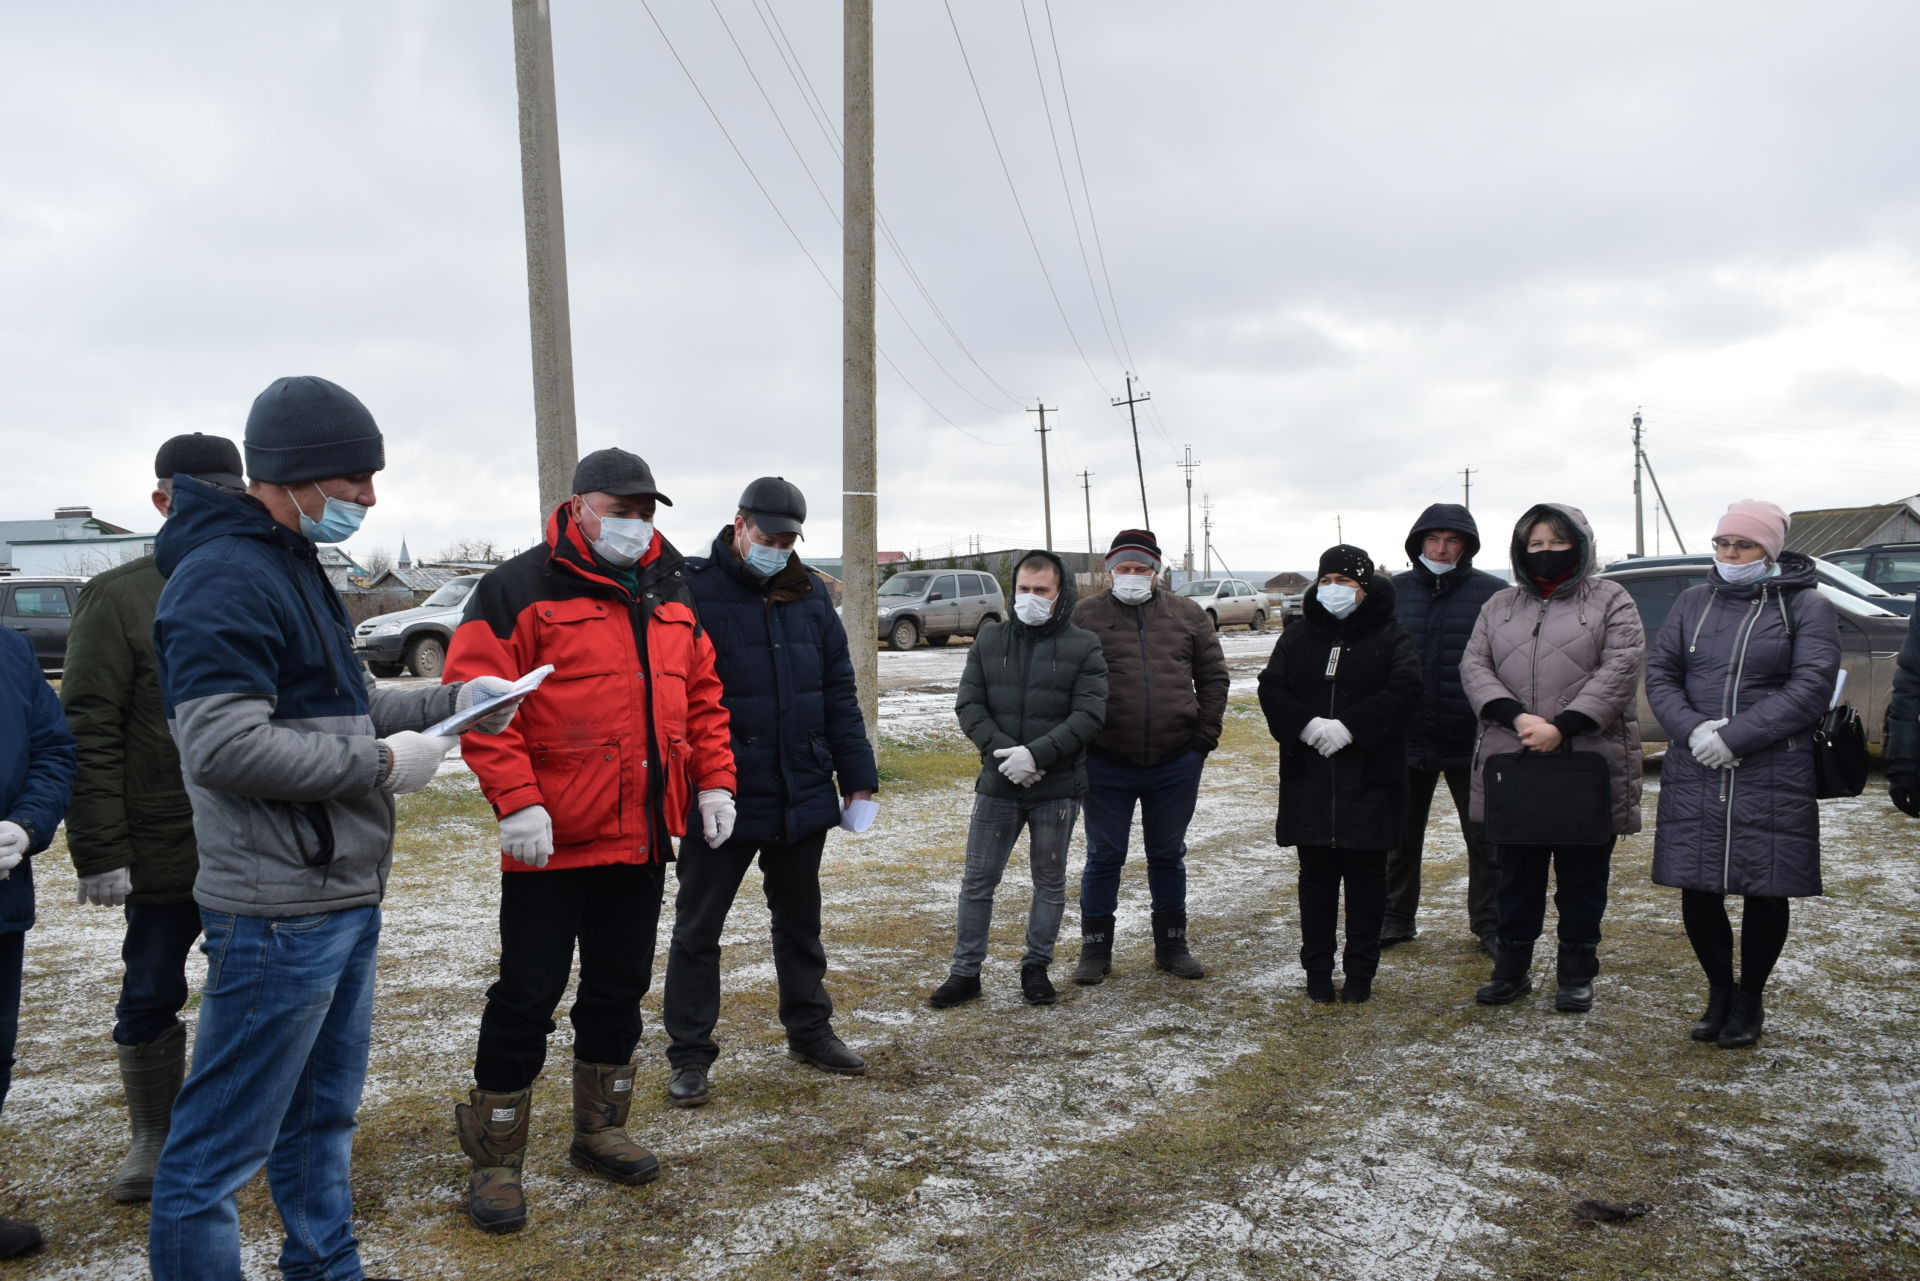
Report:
155,474,310,578
1404,502,1482,567
1509,502,1599,599
1013,548,1079,635
1302,573,1399,631
1709,548,1821,597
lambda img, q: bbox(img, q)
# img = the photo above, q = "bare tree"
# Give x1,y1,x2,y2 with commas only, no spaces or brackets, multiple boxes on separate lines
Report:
359,545,395,578
435,537,504,564
57,547,120,578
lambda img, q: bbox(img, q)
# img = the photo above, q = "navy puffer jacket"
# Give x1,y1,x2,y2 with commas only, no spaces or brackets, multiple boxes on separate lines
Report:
1391,503,1506,771
685,528,878,845
1,628,77,933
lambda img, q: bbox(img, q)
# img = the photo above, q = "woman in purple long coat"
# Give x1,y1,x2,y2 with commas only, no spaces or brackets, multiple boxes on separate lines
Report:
1645,500,1841,1050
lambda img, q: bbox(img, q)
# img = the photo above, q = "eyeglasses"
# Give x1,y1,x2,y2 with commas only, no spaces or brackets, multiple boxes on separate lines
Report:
1710,538,1760,553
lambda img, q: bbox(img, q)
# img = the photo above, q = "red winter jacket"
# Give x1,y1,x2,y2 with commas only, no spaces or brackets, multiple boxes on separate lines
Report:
445,504,735,872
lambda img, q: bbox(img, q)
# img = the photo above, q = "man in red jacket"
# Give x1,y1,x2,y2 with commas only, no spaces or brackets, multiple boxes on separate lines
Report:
443,447,735,1235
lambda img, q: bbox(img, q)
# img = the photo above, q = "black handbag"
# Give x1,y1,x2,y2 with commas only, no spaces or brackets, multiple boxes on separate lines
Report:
1482,749,1614,847
1811,703,1869,800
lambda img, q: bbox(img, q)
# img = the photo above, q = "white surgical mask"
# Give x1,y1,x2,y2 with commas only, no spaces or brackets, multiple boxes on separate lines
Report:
1112,575,1153,603
1716,558,1771,586
1318,583,1360,619
1418,555,1457,576
1014,593,1055,626
581,503,653,568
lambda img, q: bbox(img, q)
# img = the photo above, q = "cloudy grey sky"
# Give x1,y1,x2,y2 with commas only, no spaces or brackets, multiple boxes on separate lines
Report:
5,1,1917,576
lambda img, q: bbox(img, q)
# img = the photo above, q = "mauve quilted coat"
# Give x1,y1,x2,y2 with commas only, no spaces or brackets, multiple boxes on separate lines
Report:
1645,552,1840,897
1460,503,1646,836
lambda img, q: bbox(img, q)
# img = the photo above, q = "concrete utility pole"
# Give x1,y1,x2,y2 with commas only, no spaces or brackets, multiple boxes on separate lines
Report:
1111,372,1152,529
842,0,878,743
512,0,578,527
1178,445,1201,573
1201,492,1215,576
1029,402,1056,550
1632,409,1646,557
1460,466,1476,510
1079,469,1095,576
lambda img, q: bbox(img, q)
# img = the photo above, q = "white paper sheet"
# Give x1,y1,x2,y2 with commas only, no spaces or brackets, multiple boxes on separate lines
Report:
839,798,879,833
425,664,555,737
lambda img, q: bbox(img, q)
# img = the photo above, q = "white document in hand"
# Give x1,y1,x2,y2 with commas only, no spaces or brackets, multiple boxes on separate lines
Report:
1829,668,1848,711
425,665,556,737
839,798,879,832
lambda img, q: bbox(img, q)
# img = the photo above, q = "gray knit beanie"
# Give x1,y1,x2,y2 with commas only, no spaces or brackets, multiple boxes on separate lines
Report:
244,376,385,484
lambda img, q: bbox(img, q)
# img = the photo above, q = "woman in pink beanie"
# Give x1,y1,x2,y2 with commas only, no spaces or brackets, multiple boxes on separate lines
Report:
1643,499,1842,1049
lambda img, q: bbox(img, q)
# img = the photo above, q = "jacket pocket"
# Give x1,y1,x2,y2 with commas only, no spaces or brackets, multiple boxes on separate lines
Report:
536,740,626,845
532,597,625,679
662,734,691,836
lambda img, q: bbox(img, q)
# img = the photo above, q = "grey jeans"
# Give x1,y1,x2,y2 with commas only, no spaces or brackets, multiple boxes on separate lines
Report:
949,793,1081,977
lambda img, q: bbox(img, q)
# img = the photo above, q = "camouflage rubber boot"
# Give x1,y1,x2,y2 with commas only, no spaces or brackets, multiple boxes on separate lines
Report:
569,1060,660,1186
111,1021,187,1203
455,1086,532,1233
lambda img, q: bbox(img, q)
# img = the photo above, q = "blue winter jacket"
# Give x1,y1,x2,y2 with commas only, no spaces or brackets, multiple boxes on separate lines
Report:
153,477,458,917
1390,502,1506,771
1,627,77,933
684,528,878,845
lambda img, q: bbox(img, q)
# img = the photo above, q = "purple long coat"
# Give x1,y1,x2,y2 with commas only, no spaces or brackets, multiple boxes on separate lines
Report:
1645,552,1841,897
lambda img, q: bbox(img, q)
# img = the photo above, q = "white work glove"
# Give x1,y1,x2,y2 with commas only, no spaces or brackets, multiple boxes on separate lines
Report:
1694,728,1737,771
698,789,737,848
77,866,132,908
1300,717,1353,758
379,731,457,794
454,675,522,735
1687,718,1728,758
993,745,1046,787
0,820,25,881
498,804,553,868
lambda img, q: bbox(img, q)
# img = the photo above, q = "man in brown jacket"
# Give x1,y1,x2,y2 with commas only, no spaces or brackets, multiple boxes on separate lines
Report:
1070,529,1229,982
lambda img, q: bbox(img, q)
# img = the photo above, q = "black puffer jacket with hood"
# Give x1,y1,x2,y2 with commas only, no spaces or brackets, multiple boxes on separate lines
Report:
954,549,1109,801
1390,503,1508,771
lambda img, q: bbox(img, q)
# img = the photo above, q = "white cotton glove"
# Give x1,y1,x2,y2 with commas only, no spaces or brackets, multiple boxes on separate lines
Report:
1688,718,1728,759
993,745,1045,787
77,866,132,908
699,789,737,848
379,731,457,794
0,821,25,881
1694,729,1737,770
1300,717,1349,758
498,804,553,868
454,675,522,735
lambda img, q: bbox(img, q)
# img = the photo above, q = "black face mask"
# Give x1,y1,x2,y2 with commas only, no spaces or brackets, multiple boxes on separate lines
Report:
1522,547,1580,581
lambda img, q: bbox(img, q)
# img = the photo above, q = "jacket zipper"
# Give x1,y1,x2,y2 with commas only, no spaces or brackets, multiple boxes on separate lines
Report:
1327,628,1342,848
1526,597,1549,712
1718,590,1765,889
1136,602,1153,762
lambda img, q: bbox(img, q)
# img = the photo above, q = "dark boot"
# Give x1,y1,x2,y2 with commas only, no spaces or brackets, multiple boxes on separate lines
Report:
570,1060,660,1185
1475,939,1535,1005
1339,973,1373,1004
1554,944,1598,1014
1020,962,1058,1006
1690,987,1735,1042
1716,990,1765,1049
1151,912,1206,980
0,1215,42,1259
1305,970,1336,1003
111,1021,187,1202
455,1086,531,1234
1072,915,1115,985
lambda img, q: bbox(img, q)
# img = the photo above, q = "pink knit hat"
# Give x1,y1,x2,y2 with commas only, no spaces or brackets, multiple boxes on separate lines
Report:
1715,499,1790,561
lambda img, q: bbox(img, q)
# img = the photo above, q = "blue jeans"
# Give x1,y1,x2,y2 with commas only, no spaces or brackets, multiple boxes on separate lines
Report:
950,794,1080,977
0,927,21,1113
149,906,381,1281
115,900,204,1045
1079,750,1206,918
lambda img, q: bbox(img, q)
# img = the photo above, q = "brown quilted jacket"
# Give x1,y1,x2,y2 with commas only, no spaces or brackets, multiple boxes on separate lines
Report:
1074,586,1229,766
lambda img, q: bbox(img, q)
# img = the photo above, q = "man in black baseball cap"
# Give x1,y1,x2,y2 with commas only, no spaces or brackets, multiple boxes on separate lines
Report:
660,477,877,1106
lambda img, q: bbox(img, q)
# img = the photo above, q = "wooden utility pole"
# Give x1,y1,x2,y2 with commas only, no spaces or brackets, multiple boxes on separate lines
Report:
512,0,578,526
1632,409,1646,557
842,0,878,741
1178,445,1201,574
1460,466,1476,510
1111,372,1152,528
1029,402,1056,550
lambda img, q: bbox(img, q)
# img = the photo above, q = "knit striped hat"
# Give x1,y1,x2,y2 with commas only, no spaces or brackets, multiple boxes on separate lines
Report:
1105,528,1162,570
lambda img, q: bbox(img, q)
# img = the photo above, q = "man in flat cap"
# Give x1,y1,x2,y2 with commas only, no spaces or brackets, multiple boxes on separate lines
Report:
660,477,877,1108
147,377,519,1281
60,433,242,1205
444,446,736,1233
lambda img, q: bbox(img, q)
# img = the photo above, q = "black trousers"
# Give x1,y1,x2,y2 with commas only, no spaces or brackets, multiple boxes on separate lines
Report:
474,861,665,1093
1384,766,1499,940
1297,847,1388,978
1492,839,1616,980
115,900,204,1046
663,828,834,1069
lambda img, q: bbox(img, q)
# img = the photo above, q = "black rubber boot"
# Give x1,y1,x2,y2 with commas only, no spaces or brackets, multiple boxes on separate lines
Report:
1475,939,1535,1005
1554,944,1599,1014
1072,915,1115,986
1716,990,1765,1049
1151,912,1206,980
112,1021,187,1202
1690,987,1735,1042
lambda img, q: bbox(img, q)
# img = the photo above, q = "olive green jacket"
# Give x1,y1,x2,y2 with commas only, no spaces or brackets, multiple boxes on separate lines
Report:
60,555,198,903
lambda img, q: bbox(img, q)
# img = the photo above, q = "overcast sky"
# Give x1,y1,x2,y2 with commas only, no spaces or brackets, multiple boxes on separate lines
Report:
5,1,1917,578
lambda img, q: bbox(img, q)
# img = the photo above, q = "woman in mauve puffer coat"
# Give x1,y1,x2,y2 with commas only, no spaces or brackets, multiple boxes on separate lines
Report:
1646,500,1840,1050
1460,503,1645,1015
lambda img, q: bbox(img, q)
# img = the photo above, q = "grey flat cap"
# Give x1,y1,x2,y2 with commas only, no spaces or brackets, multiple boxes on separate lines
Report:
572,447,673,505
739,476,806,538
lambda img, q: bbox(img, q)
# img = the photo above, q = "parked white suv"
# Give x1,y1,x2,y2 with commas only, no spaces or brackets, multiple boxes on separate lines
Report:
1174,577,1269,630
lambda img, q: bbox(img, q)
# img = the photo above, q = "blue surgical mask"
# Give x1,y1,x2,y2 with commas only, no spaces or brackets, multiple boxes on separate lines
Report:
1716,558,1772,586
1418,555,1456,576
1318,583,1360,619
744,539,790,577
288,485,367,544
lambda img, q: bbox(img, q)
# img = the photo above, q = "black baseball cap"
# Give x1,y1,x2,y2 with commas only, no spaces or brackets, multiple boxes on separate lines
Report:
739,476,806,538
571,447,673,505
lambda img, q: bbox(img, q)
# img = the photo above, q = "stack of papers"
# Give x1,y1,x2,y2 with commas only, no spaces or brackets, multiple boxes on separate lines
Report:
425,665,555,737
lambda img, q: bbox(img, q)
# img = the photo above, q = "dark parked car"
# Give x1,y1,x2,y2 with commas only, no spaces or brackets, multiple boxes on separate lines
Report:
0,577,84,676
1599,561,1904,751
351,574,484,677
1820,543,1920,599
1606,551,1913,616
